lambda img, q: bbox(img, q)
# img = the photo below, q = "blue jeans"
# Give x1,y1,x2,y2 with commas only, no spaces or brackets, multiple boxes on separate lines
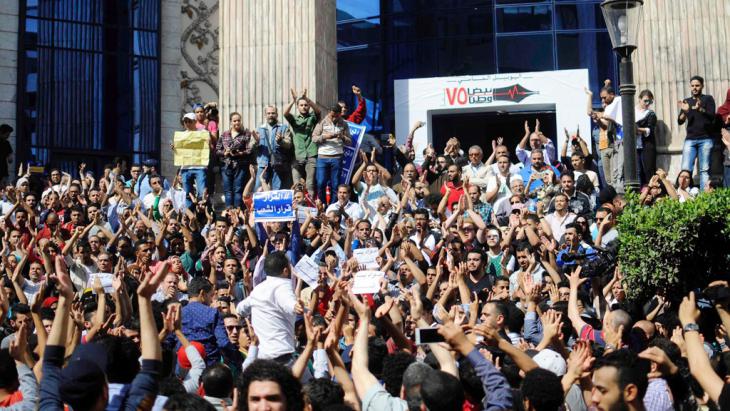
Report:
181,168,207,208
724,166,730,188
221,166,245,208
316,157,341,204
255,164,291,191
681,137,714,190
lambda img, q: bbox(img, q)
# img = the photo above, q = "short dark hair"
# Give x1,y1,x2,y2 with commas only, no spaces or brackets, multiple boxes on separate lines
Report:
421,370,465,411
515,241,532,254
330,104,343,113
238,360,303,411
485,300,509,324
188,277,213,298
163,393,216,411
594,349,649,399
303,378,345,411
264,252,290,278
381,352,415,396
201,364,233,399
690,75,704,85
521,368,564,411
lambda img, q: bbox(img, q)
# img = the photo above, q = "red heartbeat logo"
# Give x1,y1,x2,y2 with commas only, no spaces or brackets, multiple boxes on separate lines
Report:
492,84,537,103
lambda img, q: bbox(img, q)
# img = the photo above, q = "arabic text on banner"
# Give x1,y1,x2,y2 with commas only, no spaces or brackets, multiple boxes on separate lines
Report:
253,190,295,222
173,130,211,167
339,122,367,185
294,255,320,288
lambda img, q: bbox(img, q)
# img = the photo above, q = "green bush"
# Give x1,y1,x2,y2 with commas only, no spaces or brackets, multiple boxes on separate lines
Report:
617,189,730,302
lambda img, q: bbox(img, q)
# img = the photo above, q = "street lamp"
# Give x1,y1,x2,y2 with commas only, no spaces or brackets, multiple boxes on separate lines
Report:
601,0,644,191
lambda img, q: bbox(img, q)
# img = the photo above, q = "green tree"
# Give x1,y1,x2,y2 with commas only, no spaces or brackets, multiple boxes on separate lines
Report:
618,189,730,302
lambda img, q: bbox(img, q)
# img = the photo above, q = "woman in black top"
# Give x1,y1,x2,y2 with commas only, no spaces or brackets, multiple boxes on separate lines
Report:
636,90,658,185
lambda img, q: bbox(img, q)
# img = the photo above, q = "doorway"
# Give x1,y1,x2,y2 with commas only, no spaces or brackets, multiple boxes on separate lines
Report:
430,106,557,164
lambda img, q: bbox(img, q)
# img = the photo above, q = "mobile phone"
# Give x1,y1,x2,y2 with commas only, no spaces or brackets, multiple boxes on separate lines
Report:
415,328,445,345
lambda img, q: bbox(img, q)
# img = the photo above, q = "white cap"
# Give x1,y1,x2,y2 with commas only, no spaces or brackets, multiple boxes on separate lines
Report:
533,349,567,376
182,113,196,122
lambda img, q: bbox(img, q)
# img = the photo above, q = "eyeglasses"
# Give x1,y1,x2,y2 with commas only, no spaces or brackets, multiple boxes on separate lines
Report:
468,153,480,157
271,239,284,245
643,99,653,104
225,325,242,331
140,248,153,253
462,226,475,232
510,201,521,205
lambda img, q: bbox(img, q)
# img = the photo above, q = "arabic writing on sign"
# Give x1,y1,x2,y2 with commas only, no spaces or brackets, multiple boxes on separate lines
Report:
173,131,210,166
253,190,295,222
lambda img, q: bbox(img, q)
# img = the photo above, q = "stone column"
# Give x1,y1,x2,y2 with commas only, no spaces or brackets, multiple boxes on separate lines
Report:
0,1,18,179
218,0,337,132
634,0,730,177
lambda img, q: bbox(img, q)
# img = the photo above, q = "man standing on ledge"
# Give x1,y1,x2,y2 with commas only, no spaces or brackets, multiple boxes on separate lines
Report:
285,89,320,196
678,75,716,190
312,105,352,204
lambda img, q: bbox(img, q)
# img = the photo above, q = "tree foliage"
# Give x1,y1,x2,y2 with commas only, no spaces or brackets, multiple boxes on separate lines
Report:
617,189,730,302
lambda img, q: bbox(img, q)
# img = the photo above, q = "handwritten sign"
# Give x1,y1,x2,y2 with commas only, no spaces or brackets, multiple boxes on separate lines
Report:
253,190,295,222
294,255,321,289
339,122,366,185
173,130,210,167
352,270,385,294
353,247,380,270
296,207,318,224
88,273,115,294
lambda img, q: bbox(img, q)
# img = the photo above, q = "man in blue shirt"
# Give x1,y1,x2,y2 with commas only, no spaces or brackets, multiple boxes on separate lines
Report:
181,277,230,366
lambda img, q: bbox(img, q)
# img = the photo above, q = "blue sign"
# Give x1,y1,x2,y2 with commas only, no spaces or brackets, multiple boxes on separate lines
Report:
253,190,295,222
340,122,366,185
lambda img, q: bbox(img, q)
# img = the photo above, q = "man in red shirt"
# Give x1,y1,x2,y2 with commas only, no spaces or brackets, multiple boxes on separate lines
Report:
339,85,367,124
440,164,465,212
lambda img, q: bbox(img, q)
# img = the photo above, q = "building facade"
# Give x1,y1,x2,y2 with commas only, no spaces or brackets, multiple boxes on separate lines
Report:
4,0,730,180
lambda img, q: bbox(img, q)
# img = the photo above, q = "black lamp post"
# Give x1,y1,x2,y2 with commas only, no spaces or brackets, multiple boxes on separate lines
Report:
601,0,644,192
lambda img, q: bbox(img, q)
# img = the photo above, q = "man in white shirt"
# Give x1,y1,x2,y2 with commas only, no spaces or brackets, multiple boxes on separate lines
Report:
352,162,399,212
543,193,576,243
516,120,557,168
486,143,522,176
485,155,517,204
236,252,303,362
461,145,490,190
326,184,364,224
141,175,170,214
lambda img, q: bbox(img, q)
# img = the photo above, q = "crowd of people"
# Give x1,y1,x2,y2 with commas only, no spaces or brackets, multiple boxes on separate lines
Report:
0,77,728,411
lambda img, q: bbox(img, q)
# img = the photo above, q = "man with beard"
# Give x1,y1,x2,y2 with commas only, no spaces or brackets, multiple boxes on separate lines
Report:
441,164,465,212
520,150,561,194
591,350,649,411
409,209,437,262
422,142,451,194
544,193,576,243
547,171,592,220
464,250,491,293
256,105,292,191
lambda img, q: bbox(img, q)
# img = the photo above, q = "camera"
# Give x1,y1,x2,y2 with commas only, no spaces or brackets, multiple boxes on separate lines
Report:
697,285,730,308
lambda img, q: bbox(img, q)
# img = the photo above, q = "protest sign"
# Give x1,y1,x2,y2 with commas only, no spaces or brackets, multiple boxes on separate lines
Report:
173,130,210,166
352,270,385,294
339,122,366,186
253,190,295,222
88,273,115,294
353,247,380,270
294,255,320,289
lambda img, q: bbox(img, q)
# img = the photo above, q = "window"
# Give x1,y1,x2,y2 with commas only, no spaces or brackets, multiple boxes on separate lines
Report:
557,32,617,101
497,34,554,72
496,5,552,32
555,3,606,30
17,0,161,173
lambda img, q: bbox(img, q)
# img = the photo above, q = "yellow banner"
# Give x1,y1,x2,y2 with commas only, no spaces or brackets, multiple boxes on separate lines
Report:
173,131,210,167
